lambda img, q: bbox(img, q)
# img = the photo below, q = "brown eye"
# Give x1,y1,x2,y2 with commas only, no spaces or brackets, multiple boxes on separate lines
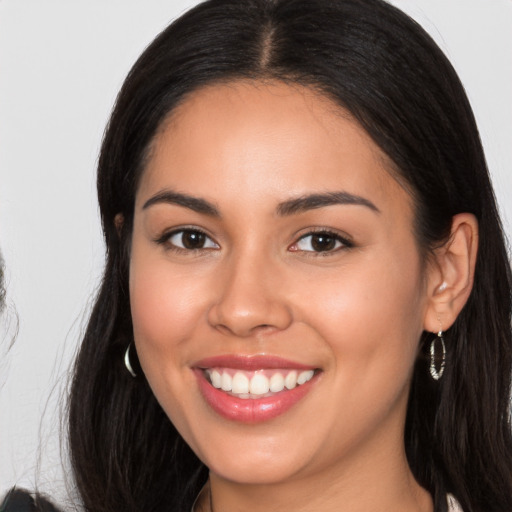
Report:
182,230,205,249
310,233,337,252
292,231,350,253
167,229,219,250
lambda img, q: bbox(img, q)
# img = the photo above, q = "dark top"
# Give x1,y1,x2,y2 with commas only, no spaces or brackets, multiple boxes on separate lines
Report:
0,489,61,512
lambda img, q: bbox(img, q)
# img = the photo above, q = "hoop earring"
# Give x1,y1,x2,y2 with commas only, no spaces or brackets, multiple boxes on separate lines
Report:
124,343,137,378
429,330,446,381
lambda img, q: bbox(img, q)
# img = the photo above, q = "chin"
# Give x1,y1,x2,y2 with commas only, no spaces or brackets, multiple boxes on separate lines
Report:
207,453,308,485
186,420,320,485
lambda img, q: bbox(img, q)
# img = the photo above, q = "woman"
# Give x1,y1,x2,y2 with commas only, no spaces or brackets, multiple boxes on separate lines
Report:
3,0,511,511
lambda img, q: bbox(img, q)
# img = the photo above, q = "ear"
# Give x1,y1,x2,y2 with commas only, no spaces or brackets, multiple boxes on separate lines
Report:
423,213,478,333
114,213,124,237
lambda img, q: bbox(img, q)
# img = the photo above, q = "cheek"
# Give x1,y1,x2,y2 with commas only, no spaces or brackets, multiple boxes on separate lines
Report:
288,249,426,451
298,247,425,387
128,250,215,435
129,247,212,378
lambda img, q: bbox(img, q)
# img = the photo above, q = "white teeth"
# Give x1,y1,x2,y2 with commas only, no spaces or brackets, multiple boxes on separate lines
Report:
269,373,285,393
221,372,232,391
207,368,315,396
285,370,298,390
232,372,249,394
249,373,270,395
297,370,315,385
211,370,222,388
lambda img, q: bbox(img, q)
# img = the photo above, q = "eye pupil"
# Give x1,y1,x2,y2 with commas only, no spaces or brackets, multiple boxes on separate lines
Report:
182,230,205,249
311,234,336,252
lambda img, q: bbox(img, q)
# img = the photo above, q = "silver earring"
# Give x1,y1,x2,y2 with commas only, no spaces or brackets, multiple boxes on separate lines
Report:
124,343,137,378
429,330,446,381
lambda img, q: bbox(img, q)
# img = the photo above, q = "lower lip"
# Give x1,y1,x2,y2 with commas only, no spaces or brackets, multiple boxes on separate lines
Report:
194,369,318,423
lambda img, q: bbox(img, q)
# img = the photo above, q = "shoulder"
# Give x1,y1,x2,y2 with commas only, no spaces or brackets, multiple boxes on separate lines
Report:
0,489,34,512
0,488,61,512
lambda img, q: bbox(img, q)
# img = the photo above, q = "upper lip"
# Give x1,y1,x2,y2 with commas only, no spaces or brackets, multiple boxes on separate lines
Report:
193,354,317,371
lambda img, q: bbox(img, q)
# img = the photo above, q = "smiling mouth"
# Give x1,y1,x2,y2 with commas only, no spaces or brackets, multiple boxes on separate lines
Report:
194,356,320,422
204,368,316,399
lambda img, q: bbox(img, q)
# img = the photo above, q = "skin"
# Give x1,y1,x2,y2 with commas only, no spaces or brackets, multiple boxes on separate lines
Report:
128,81,477,512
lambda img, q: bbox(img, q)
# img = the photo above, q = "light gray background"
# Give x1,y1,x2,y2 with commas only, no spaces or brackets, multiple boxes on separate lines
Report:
1,0,511,503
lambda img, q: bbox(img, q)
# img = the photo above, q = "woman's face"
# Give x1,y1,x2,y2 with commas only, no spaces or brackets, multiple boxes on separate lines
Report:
130,81,431,485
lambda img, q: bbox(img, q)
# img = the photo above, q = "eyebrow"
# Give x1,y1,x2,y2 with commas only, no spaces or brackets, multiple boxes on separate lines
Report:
277,191,380,216
142,190,220,217
142,189,379,217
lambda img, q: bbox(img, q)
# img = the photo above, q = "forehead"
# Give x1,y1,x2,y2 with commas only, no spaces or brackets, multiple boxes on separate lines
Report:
137,80,411,217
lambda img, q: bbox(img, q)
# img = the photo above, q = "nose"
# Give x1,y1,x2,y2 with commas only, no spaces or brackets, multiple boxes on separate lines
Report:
207,253,293,338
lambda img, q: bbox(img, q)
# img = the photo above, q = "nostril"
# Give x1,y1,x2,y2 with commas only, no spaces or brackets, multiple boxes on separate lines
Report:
213,322,277,337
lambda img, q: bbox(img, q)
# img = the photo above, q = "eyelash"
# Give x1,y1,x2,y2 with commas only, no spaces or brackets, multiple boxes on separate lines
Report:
155,228,353,255
289,229,354,254
155,227,219,253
